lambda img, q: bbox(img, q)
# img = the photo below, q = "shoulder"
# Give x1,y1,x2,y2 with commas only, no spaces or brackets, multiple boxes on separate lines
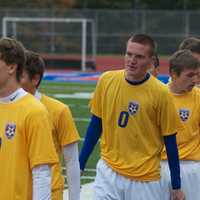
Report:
96,70,124,90
148,76,169,94
99,70,124,81
190,87,200,102
23,93,47,111
19,94,49,119
193,86,200,95
41,94,69,113
145,77,173,107
41,94,65,106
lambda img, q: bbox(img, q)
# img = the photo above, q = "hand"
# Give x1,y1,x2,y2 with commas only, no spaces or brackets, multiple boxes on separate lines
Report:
171,189,185,200
80,170,84,176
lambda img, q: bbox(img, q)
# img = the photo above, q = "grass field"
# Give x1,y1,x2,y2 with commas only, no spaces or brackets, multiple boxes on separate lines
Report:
40,81,99,185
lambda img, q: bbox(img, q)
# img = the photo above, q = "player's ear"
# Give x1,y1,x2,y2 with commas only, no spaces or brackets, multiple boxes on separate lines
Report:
151,56,155,65
148,55,154,68
170,70,177,81
8,63,17,75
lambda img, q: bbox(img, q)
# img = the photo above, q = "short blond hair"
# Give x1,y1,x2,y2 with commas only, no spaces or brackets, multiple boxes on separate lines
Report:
169,49,200,76
179,37,200,53
0,37,26,82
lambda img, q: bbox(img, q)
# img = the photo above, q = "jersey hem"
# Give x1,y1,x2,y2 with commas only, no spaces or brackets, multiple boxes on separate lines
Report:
61,137,80,147
31,159,58,169
102,158,160,182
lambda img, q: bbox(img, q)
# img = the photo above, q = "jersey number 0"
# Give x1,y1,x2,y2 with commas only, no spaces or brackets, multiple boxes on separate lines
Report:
118,111,129,128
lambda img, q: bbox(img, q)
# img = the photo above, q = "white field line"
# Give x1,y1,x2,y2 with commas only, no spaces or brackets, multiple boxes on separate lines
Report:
62,167,96,186
75,117,90,122
79,137,101,143
63,167,96,172
68,104,89,109
41,85,94,91
63,175,95,180
80,137,84,141
64,182,94,200
52,92,92,99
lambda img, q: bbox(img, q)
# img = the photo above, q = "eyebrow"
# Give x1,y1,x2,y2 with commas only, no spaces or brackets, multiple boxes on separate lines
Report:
126,51,145,57
185,72,197,77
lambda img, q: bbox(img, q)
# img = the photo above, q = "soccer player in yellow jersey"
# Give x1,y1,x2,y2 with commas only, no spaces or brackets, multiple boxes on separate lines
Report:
178,37,200,51
79,34,185,200
161,51,200,199
148,53,160,77
20,50,80,200
178,36,200,86
0,38,58,199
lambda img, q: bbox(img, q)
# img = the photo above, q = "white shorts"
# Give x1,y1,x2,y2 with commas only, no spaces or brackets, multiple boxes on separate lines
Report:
161,160,200,200
93,159,162,200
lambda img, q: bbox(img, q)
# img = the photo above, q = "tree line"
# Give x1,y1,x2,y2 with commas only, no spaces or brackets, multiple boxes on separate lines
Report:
0,0,199,10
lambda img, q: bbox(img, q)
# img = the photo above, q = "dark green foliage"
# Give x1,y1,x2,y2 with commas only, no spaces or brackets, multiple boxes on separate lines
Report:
1,0,200,11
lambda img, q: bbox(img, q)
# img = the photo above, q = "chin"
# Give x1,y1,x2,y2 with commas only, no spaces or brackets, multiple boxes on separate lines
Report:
187,87,194,91
127,70,138,76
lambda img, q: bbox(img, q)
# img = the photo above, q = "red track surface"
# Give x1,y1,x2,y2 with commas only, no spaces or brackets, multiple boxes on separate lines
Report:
43,54,169,74
96,56,169,74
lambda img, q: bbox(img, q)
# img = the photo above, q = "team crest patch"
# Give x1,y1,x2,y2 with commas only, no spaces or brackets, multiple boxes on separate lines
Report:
179,108,190,122
5,123,16,139
128,101,139,115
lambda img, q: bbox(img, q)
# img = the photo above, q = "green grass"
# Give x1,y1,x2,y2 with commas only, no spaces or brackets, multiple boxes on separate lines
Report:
41,81,96,94
40,81,98,185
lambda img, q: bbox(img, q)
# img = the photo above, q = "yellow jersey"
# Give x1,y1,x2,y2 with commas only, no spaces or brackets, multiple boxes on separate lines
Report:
40,94,80,191
162,87,200,160
90,70,181,181
0,94,58,200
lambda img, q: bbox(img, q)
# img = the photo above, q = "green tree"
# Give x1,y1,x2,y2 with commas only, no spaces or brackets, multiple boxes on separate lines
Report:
75,0,200,9
75,0,133,9
0,0,75,8
1,0,200,9
138,0,200,10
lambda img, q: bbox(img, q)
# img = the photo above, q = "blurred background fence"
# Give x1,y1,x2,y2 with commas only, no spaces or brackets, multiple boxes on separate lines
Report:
1,9,200,71
1,9,200,55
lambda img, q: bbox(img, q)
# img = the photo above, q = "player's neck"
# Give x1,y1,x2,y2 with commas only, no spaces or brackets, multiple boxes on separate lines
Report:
125,72,150,85
0,78,20,98
30,88,37,96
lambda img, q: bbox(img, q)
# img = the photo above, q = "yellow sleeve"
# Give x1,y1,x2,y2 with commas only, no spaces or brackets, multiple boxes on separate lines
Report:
58,106,80,147
90,74,105,117
157,89,183,136
25,107,58,169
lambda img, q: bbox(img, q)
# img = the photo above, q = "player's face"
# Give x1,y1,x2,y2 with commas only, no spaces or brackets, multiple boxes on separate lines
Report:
196,68,200,86
125,41,153,81
20,70,36,95
0,58,9,85
173,68,199,92
0,57,17,94
192,52,200,62
192,52,200,86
